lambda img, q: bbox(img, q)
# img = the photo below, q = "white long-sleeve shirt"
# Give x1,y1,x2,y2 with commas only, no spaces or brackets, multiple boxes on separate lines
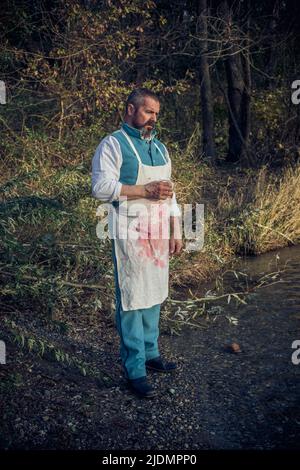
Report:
91,135,181,216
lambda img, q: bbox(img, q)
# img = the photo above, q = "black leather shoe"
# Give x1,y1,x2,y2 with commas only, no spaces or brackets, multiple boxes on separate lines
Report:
127,376,157,398
145,356,177,373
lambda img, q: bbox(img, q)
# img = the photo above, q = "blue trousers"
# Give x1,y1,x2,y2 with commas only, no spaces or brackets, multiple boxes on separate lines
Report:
111,239,161,380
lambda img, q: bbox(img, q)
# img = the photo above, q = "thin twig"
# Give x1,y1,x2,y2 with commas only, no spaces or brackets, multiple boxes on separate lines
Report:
0,271,107,291
167,318,208,329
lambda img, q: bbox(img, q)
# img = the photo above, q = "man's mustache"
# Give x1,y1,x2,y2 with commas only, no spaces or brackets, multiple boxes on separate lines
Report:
135,121,156,131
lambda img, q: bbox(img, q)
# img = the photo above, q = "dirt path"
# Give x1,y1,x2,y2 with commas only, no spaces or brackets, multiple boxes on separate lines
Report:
1,248,299,450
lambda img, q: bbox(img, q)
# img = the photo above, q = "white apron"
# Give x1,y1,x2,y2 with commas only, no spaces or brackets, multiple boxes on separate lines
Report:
108,129,172,311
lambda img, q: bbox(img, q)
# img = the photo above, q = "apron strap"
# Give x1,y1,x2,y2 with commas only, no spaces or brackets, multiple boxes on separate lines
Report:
153,142,168,164
120,129,143,165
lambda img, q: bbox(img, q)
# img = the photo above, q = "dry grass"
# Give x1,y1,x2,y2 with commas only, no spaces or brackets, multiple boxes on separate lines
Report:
253,164,300,253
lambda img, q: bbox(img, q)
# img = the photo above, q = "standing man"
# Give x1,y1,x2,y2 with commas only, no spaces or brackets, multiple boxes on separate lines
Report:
92,88,182,398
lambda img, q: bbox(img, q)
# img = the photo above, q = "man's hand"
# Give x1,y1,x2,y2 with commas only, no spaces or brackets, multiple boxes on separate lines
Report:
143,180,173,200
169,215,183,255
169,236,183,255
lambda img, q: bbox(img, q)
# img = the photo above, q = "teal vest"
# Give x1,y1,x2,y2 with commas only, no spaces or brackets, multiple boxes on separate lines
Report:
111,123,168,208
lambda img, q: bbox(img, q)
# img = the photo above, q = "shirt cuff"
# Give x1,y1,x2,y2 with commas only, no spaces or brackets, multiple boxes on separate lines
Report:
170,207,181,217
169,192,181,217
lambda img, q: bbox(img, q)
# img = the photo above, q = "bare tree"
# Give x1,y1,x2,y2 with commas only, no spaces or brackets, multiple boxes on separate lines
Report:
220,0,251,164
197,0,216,160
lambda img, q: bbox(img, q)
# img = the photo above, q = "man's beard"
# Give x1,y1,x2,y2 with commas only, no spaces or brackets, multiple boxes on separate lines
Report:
141,125,155,138
132,115,155,135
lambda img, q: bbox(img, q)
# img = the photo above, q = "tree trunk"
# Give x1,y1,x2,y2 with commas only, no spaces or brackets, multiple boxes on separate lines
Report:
241,9,252,164
136,30,147,85
197,0,216,160
265,1,280,88
221,0,251,163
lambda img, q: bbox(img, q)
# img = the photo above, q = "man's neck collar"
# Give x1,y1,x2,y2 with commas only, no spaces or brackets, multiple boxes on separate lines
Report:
121,122,157,140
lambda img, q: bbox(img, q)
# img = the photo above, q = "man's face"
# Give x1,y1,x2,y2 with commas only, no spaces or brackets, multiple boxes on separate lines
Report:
128,97,160,136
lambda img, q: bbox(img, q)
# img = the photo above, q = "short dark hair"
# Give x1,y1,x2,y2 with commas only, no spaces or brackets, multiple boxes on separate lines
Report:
125,88,159,114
